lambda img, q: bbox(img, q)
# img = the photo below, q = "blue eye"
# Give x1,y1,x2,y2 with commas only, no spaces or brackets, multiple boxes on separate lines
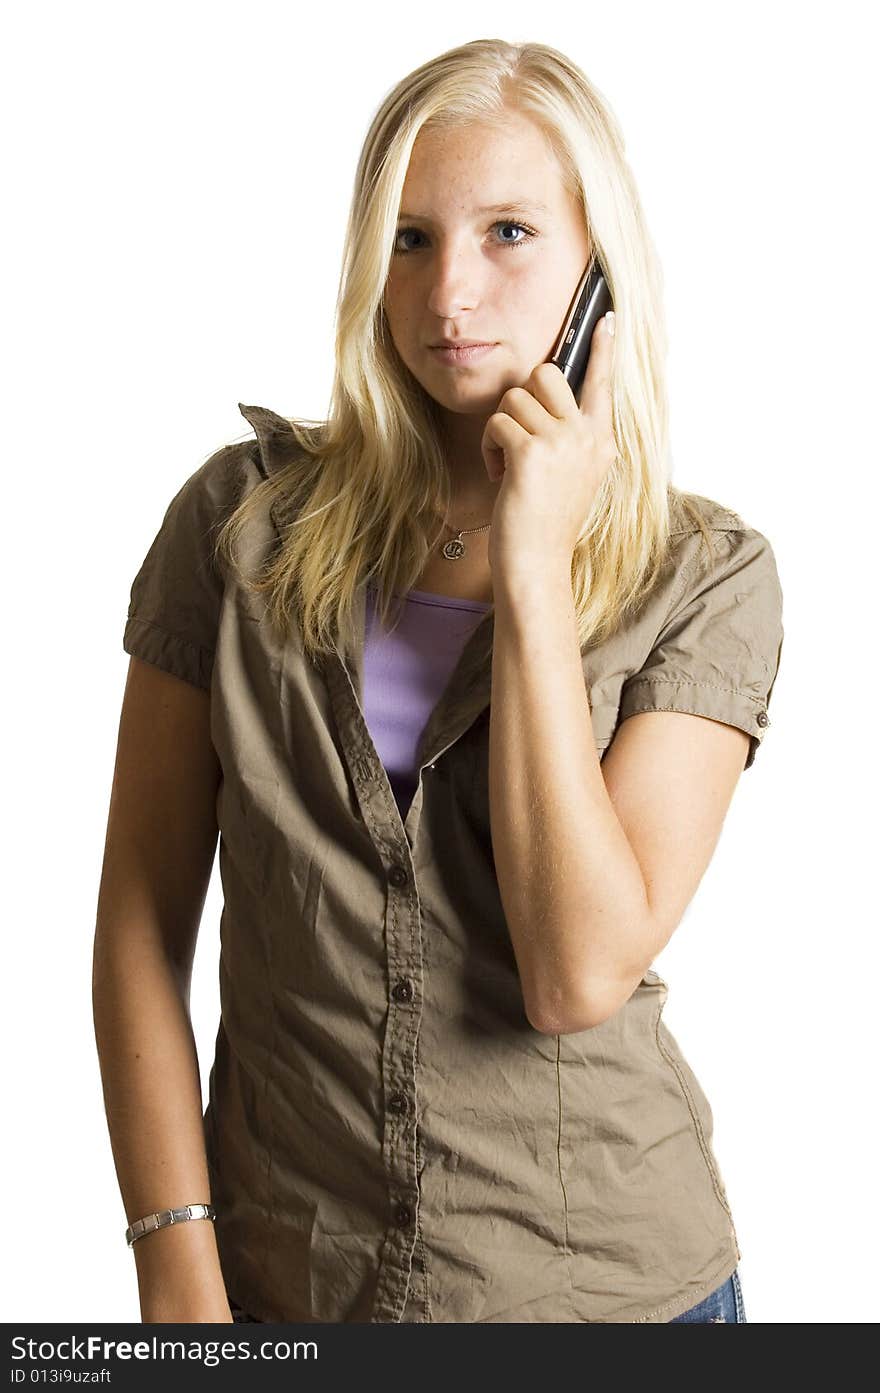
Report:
495,222,534,246
393,221,538,255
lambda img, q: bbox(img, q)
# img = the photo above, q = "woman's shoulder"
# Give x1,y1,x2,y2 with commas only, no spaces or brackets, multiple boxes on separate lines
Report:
667,483,761,539
168,403,324,526
663,484,782,623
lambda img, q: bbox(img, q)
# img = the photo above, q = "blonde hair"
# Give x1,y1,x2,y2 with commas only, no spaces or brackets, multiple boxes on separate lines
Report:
215,37,714,662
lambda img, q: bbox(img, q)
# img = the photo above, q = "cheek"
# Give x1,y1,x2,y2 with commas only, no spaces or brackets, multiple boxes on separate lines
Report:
504,278,566,349
383,280,413,336
502,259,561,315
529,273,578,341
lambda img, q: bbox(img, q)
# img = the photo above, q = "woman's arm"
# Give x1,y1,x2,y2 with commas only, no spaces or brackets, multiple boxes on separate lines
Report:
483,343,765,1037
92,656,231,1323
489,569,750,1035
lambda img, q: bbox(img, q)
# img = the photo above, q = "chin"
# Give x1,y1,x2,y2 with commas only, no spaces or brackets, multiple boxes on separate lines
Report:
433,389,502,417
426,365,510,402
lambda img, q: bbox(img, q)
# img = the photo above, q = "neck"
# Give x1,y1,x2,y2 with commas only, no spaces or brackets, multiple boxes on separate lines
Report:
436,415,501,527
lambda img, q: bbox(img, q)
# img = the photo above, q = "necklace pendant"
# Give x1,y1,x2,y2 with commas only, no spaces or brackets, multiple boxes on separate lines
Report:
442,534,466,560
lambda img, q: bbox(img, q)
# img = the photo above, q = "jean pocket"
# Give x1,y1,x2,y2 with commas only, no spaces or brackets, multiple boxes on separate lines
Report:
731,1268,747,1323
670,1272,741,1323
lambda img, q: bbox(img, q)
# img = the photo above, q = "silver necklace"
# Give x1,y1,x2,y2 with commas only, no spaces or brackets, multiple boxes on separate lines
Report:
439,518,492,561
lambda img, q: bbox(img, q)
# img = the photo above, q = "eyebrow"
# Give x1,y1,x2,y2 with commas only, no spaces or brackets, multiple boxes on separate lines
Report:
397,200,551,222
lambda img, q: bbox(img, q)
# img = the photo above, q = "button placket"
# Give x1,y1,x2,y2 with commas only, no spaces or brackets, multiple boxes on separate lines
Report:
378,944,421,1317
321,637,428,1322
378,824,422,1317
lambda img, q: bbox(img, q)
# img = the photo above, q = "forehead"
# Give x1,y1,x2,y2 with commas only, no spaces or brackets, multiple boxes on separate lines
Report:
401,113,566,207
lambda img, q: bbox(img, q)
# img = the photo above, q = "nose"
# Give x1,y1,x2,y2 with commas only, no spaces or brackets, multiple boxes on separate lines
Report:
424,240,482,320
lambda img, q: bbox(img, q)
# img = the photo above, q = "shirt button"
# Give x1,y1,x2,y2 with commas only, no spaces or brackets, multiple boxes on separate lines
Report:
388,1090,408,1114
394,1203,412,1228
756,711,769,727
388,864,408,887
391,978,413,1003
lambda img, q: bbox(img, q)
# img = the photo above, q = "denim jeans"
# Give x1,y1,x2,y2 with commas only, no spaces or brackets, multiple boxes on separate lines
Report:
230,1267,747,1323
668,1269,747,1323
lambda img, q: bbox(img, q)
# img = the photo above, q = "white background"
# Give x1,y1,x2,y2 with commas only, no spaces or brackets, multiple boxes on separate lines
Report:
4,0,878,1324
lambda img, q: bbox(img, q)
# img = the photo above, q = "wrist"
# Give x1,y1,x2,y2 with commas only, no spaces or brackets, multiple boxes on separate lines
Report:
140,1291,233,1324
492,561,574,614
134,1210,224,1293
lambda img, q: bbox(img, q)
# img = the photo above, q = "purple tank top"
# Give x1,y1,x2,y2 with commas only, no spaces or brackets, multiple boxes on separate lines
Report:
363,585,491,820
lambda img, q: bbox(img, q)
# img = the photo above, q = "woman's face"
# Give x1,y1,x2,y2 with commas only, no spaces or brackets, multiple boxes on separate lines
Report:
382,110,592,422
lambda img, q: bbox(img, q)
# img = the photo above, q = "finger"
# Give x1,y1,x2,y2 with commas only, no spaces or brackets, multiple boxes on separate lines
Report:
577,313,615,424
497,384,557,436
527,361,584,420
481,411,532,478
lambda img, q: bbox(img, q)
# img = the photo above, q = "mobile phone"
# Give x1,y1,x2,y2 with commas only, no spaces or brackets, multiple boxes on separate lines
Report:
549,258,613,401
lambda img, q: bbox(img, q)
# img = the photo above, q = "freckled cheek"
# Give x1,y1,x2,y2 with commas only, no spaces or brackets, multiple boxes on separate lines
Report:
538,280,578,346
381,294,410,352
503,284,563,356
383,282,418,338
500,262,554,314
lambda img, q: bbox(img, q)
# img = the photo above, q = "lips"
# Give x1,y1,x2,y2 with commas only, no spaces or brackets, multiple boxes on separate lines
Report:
430,343,497,366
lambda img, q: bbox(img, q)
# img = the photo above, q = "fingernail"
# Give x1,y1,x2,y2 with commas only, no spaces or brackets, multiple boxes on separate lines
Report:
603,311,616,338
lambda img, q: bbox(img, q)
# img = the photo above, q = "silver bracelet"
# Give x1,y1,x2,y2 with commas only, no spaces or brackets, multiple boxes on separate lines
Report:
125,1203,216,1248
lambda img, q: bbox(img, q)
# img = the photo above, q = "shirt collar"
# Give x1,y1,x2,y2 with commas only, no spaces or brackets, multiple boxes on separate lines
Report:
238,400,497,751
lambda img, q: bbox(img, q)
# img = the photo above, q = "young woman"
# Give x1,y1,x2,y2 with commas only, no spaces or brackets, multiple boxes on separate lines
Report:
93,38,782,1325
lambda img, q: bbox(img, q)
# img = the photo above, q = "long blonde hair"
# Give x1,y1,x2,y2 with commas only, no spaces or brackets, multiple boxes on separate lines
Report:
215,37,714,662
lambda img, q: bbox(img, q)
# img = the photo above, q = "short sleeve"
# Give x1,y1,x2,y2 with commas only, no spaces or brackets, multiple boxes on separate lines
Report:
122,443,242,691
618,524,784,770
